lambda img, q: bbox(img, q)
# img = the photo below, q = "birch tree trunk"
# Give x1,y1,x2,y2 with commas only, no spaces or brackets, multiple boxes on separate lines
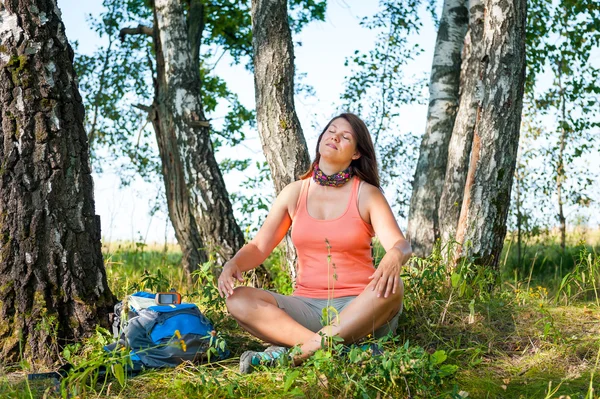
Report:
251,0,310,194
152,0,244,272
0,0,114,363
439,0,485,247
251,0,310,281
407,0,468,257
453,0,527,269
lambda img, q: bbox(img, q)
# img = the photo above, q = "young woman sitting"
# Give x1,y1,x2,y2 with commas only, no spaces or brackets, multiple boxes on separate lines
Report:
217,113,412,373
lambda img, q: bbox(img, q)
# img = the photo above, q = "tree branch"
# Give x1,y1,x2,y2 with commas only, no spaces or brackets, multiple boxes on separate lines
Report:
188,120,211,128
187,111,210,128
133,103,152,113
187,0,205,72
119,25,154,42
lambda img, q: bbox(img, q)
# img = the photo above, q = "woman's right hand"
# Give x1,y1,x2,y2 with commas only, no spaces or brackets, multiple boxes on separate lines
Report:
217,260,244,298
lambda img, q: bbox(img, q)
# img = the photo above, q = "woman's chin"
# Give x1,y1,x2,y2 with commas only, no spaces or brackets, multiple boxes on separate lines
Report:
319,147,340,159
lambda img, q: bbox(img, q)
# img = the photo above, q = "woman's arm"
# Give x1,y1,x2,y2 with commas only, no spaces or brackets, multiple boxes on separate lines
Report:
361,184,412,298
218,181,301,297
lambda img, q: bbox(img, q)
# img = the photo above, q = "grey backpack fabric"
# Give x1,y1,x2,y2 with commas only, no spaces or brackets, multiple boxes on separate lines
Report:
106,292,228,369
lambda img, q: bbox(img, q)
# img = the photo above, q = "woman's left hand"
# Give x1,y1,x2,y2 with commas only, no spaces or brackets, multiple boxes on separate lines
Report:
369,247,407,298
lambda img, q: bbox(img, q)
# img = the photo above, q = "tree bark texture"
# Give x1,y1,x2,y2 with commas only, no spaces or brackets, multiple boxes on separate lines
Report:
150,7,206,282
251,0,310,281
0,0,114,364
153,0,244,269
407,0,468,258
439,0,485,247
453,0,527,269
251,0,310,194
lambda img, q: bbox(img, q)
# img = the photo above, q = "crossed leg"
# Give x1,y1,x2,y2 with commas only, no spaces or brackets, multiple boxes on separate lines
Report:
226,279,403,363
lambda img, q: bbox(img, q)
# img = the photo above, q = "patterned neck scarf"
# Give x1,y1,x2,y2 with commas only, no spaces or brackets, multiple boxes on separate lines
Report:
312,164,353,187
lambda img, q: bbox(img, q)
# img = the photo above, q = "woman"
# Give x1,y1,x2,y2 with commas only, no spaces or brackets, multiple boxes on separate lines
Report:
218,113,412,373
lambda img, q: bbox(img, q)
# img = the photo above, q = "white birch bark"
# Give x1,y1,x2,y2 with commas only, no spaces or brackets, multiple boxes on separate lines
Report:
252,0,310,193
439,0,485,247
153,0,244,266
0,0,114,363
407,0,468,257
453,0,527,268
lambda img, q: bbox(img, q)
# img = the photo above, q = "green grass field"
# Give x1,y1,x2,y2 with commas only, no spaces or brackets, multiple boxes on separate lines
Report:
1,232,599,398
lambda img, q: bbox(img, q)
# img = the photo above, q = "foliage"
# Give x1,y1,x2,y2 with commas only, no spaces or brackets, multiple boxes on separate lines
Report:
75,0,327,187
513,0,600,249
296,337,458,398
501,227,600,291
340,0,428,217
2,236,600,398
555,249,600,306
103,241,187,299
229,160,273,234
74,0,157,183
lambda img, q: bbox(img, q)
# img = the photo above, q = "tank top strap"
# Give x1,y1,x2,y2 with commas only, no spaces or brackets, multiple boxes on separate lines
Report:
292,178,310,220
348,176,361,216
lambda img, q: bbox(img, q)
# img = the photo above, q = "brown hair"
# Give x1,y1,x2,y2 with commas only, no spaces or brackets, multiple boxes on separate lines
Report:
300,113,380,189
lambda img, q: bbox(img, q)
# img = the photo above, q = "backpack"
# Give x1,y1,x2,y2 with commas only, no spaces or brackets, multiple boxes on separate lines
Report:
105,291,229,369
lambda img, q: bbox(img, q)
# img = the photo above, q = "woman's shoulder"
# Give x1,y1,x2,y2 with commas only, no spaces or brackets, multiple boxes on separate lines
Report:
278,179,307,219
357,179,381,196
356,179,387,208
280,179,305,195
276,179,306,205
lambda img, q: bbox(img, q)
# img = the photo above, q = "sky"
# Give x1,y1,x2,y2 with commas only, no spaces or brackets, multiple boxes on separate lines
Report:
57,0,599,245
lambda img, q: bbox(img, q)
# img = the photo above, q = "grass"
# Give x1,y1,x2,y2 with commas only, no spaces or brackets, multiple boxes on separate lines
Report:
501,227,600,294
1,233,599,398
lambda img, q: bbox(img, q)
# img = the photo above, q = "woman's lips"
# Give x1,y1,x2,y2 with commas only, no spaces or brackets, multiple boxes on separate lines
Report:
326,143,338,150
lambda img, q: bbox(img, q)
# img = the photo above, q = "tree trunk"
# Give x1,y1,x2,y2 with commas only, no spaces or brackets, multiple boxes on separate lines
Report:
407,0,468,257
0,0,115,364
251,0,311,281
438,0,485,250
152,0,245,271
453,0,527,270
148,97,207,282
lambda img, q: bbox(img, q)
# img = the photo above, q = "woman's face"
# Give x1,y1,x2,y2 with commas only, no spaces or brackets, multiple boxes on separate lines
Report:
318,118,361,163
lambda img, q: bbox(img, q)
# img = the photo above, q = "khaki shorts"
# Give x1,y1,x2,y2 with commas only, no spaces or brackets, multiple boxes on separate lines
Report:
266,291,401,338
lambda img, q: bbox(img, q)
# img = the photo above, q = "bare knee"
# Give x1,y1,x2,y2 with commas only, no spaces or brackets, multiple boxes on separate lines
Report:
226,287,276,323
363,279,404,317
225,287,251,320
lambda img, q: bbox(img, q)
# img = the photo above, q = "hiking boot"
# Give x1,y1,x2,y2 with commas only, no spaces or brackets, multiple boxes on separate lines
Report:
239,345,288,374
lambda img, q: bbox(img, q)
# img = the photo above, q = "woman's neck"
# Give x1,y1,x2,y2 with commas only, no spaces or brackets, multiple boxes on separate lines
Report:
317,160,351,176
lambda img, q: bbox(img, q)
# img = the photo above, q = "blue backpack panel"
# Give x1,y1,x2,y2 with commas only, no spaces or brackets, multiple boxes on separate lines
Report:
106,292,228,369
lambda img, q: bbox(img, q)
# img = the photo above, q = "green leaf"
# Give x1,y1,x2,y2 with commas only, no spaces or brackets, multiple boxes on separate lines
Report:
62,347,71,361
451,272,461,288
459,280,467,297
112,363,125,387
349,347,360,363
438,364,459,378
283,370,299,392
430,350,447,365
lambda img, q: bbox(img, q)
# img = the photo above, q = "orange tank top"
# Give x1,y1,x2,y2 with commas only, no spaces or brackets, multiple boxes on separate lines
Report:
291,177,375,298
